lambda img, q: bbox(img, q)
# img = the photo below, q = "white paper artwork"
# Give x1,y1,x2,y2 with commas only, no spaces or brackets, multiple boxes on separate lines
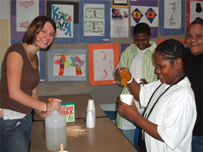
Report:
93,49,114,81
111,8,129,38
83,4,105,36
52,4,74,38
16,0,39,32
164,0,181,29
190,1,203,24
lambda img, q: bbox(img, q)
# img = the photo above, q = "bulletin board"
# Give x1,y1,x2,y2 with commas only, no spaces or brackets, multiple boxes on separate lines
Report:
89,43,119,86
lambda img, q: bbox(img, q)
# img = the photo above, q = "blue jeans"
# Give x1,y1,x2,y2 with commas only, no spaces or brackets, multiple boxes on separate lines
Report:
120,129,135,146
192,136,203,152
0,113,32,152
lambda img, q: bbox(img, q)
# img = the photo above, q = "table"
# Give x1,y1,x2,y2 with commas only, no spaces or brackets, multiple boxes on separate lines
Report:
30,118,137,152
31,94,137,152
34,94,107,120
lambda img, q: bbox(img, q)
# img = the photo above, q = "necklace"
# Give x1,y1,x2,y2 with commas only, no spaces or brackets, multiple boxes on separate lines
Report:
23,43,36,62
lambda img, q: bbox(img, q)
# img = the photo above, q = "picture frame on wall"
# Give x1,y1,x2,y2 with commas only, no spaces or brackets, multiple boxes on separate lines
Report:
47,49,87,82
47,1,79,43
113,0,128,6
79,0,111,43
11,0,45,39
89,43,119,86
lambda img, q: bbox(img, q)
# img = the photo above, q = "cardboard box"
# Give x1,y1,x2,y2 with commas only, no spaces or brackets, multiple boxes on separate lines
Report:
59,102,76,123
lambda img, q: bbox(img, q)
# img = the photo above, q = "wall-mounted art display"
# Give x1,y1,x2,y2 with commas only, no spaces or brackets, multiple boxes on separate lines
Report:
47,1,79,43
111,8,129,38
80,0,110,43
11,0,45,39
47,49,86,81
187,0,203,28
130,0,158,38
160,0,185,35
89,43,119,86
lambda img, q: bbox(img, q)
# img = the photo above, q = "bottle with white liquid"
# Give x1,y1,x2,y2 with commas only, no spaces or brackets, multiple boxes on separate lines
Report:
45,110,67,151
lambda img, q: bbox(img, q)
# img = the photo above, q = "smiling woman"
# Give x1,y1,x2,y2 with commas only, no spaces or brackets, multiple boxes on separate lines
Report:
0,16,62,152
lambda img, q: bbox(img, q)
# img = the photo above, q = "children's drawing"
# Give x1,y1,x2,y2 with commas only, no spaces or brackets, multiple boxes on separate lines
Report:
16,0,39,32
160,0,185,35
93,49,114,81
79,1,111,43
130,0,158,38
83,3,105,36
11,0,45,38
53,54,85,76
89,44,119,85
187,0,203,27
52,4,74,38
164,0,181,29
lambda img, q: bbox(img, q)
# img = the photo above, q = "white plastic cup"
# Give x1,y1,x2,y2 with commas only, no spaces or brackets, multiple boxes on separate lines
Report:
120,94,133,105
87,99,96,123
86,110,95,128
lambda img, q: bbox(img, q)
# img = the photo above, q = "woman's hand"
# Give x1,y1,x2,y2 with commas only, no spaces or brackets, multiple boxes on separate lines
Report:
47,98,62,112
34,109,51,120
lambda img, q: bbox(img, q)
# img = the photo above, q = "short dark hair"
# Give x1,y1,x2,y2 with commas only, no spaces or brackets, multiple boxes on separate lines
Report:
133,22,151,36
155,39,189,66
186,17,203,32
23,16,56,50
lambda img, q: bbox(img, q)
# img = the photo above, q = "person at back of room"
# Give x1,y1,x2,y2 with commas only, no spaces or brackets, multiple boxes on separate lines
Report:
185,17,203,152
114,22,157,146
0,16,62,152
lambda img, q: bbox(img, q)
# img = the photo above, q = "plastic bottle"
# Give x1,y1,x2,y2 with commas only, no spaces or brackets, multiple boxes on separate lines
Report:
45,110,67,151
120,69,130,86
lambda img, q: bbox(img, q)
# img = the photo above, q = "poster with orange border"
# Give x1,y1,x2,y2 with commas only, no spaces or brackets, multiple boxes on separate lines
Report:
89,43,119,86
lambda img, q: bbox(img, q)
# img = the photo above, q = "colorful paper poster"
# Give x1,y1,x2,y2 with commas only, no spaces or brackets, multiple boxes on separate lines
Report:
11,0,45,38
111,8,129,38
52,4,74,38
83,3,105,36
47,1,79,43
48,49,86,81
80,0,110,43
89,44,119,85
130,0,158,38
160,0,185,35
187,0,203,28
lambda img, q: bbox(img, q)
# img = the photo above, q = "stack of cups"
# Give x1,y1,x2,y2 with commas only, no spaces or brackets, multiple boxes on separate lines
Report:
86,99,96,128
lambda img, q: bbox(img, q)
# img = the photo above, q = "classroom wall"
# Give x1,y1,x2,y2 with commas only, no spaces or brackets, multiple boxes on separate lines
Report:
0,0,186,104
